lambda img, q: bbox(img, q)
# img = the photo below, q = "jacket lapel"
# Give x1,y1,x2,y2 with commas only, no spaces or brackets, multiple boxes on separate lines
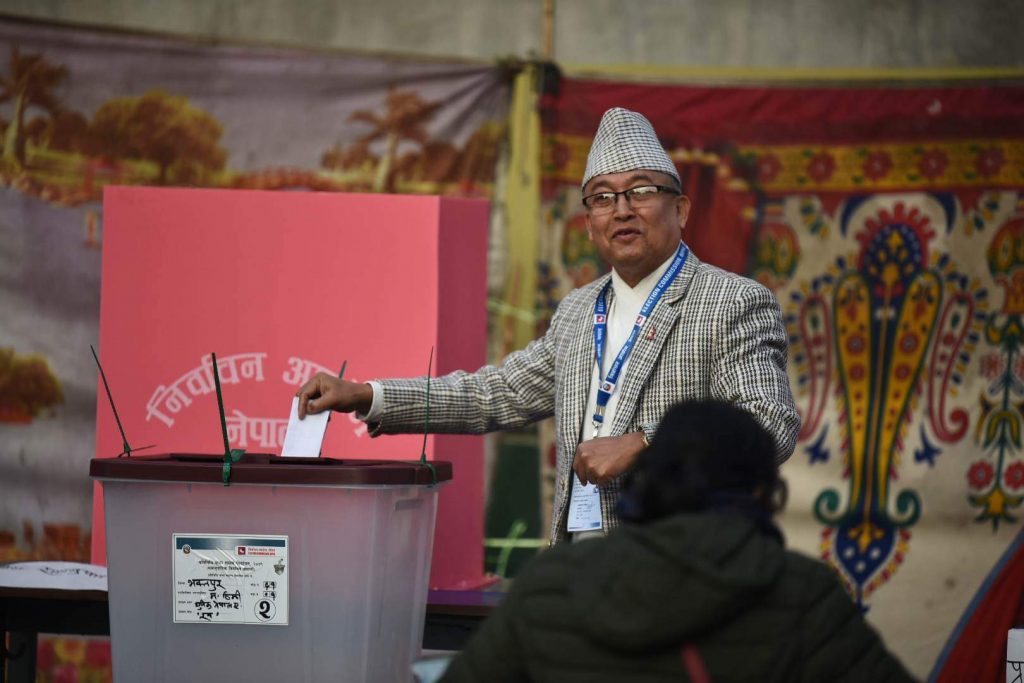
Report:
559,275,607,452
609,251,700,435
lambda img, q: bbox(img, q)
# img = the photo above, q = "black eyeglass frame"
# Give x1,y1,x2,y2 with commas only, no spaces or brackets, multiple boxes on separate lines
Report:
581,184,681,211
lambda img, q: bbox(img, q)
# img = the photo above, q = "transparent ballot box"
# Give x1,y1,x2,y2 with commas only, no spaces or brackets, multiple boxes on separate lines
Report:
90,454,451,682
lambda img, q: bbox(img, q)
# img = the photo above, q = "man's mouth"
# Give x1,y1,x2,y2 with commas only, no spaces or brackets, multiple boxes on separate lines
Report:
611,227,641,240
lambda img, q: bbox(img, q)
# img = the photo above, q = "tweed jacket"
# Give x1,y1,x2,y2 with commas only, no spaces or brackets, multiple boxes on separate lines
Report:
371,248,800,543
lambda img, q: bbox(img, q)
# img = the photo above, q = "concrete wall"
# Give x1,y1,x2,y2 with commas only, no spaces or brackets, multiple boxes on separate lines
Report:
2,0,1023,68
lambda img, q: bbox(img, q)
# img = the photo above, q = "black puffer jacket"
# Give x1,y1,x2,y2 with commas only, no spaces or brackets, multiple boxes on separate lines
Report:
441,512,916,682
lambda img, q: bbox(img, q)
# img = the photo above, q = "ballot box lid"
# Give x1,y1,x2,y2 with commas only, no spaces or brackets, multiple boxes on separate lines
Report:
90,453,452,486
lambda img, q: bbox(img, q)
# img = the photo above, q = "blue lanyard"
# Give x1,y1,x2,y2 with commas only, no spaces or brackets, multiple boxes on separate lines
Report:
592,242,688,436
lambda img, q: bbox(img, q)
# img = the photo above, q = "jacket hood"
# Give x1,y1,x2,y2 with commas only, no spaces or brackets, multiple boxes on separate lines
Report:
572,512,786,652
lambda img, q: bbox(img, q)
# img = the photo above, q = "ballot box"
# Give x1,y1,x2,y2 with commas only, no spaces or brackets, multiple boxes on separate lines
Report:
91,454,450,683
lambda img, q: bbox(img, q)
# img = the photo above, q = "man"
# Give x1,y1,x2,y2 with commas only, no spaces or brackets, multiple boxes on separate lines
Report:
297,107,799,543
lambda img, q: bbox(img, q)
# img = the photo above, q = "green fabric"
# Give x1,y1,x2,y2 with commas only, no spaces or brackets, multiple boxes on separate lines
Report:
441,512,917,683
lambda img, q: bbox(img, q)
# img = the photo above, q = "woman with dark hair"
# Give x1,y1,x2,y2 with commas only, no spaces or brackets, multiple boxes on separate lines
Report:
440,400,916,682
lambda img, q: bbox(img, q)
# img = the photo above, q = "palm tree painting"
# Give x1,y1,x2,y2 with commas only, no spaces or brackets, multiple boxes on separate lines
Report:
348,87,441,192
0,46,67,168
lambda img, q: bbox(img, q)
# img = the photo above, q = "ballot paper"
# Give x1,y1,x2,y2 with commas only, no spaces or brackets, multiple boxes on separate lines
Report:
567,475,602,532
0,561,107,592
279,396,330,457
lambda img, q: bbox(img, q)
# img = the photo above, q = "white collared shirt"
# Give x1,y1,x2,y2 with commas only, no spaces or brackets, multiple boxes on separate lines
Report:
582,245,679,443
570,246,680,542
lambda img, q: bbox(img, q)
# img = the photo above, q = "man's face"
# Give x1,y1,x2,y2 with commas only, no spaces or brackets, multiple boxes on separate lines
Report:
583,169,691,284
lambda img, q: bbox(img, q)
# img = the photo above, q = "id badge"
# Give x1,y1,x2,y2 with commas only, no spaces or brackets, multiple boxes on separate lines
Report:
567,474,602,532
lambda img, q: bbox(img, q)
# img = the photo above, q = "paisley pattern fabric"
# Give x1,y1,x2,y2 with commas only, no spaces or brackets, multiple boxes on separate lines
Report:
538,76,1024,678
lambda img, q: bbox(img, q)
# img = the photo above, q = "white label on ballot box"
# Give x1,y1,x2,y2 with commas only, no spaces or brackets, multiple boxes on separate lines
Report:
172,533,289,625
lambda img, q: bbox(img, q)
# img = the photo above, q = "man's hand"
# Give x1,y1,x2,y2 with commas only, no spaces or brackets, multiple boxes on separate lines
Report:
572,432,647,487
296,372,373,419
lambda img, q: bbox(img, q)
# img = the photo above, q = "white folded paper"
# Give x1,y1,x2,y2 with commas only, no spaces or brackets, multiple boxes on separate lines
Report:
280,396,330,457
0,561,108,592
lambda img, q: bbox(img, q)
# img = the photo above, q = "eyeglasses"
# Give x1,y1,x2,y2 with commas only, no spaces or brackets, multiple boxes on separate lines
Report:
582,185,679,213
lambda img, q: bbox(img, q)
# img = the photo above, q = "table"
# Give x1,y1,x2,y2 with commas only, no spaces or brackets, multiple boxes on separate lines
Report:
0,586,501,683
0,586,109,683
423,589,504,650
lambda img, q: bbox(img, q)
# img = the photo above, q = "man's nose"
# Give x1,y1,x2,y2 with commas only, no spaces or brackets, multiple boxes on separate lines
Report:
612,193,635,218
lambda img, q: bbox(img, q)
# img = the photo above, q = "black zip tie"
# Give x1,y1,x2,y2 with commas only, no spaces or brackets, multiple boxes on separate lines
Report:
417,346,438,485
212,352,245,485
90,345,154,457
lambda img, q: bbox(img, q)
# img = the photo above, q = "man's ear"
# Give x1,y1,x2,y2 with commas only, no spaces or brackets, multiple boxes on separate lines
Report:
676,194,691,234
584,211,594,241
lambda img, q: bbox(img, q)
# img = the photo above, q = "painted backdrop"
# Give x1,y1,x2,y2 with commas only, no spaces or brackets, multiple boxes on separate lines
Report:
538,76,1024,680
0,17,510,569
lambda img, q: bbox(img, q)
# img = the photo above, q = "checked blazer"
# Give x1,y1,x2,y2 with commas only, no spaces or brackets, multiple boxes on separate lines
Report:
370,248,800,543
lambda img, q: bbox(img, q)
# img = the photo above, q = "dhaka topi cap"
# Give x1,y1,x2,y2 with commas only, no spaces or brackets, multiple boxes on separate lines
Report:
582,107,680,191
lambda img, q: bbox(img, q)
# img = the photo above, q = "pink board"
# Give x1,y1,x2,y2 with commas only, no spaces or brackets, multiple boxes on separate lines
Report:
93,187,488,589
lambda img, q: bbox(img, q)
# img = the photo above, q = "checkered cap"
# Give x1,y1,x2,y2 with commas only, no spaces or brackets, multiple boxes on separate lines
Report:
582,107,680,191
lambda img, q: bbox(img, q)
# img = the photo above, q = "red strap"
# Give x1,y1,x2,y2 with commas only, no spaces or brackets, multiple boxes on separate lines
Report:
681,643,711,683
